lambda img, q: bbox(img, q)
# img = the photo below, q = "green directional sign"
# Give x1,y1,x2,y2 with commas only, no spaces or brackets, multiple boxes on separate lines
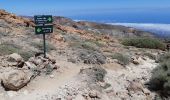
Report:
34,15,53,58
34,15,53,25
35,25,53,34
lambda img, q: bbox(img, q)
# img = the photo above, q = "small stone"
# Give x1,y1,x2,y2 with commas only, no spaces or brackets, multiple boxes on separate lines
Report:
50,58,56,64
23,90,29,95
66,95,73,100
113,59,119,63
17,61,25,68
142,57,147,61
89,90,97,98
25,62,37,69
33,59,43,66
50,75,54,78
132,60,140,65
28,57,35,62
74,94,85,100
8,62,18,66
68,58,76,63
142,88,150,95
7,91,17,97
98,81,106,87
54,64,60,69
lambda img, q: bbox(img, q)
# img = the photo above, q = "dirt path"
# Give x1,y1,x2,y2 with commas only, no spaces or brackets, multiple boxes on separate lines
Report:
6,61,84,100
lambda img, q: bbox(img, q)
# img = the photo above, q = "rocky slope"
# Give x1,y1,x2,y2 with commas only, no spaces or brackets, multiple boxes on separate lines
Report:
0,9,166,100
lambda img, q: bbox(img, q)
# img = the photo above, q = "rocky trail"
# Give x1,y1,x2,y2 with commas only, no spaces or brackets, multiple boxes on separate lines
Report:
104,57,158,100
0,55,158,100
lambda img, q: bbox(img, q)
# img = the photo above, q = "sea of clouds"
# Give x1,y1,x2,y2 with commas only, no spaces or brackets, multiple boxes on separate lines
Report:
109,23,170,38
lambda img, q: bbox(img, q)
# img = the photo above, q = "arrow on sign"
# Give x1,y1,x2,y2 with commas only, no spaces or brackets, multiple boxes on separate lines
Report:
48,17,52,22
37,28,42,33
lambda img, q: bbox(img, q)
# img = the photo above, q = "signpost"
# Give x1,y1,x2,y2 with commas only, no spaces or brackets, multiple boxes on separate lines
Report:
34,15,53,58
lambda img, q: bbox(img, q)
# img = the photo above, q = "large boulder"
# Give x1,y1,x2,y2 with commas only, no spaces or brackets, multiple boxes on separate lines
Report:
1,69,33,91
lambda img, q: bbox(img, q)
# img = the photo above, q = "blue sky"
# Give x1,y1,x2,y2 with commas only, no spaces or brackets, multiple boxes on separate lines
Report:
0,0,170,16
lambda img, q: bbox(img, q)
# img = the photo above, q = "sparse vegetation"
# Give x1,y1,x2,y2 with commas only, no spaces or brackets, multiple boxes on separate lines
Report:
94,66,107,82
20,51,35,61
149,52,170,97
88,40,106,47
69,40,99,51
80,66,107,82
0,42,36,60
122,37,166,50
111,53,130,66
156,52,170,63
0,42,21,56
81,41,99,51
78,50,106,64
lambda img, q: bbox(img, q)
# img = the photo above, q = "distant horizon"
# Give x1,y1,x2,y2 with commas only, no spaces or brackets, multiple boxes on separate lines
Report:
1,0,170,15
1,0,170,24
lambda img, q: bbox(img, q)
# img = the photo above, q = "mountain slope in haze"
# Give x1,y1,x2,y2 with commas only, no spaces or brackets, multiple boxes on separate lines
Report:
53,17,154,38
112,23,170,39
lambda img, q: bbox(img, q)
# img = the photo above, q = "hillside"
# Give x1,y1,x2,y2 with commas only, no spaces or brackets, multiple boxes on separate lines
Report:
0,10,169,100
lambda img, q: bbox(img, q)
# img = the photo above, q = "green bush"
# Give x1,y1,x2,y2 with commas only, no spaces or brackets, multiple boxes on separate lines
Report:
81,41,98,51
88,40,105,47
156,52,170,63
69,41,99,51
0,42,36,60
149,60,170,96
149,52,170,97
0,43,21,56
122,37,166,50
19,51,35,61
111,53,130,66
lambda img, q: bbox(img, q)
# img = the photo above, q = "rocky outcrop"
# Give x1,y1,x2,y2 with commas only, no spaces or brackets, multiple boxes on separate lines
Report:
0,9,34,27
0,53,59,91
23,54,59,75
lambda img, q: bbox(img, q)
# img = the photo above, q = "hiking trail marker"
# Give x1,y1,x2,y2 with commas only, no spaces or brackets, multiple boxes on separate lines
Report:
35,25,53,34
34,15,53,25
34,15,53,58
